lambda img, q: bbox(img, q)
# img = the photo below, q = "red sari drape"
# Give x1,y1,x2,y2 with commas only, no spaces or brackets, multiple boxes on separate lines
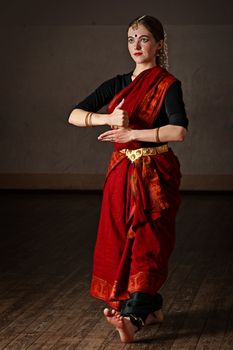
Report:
90,66,182,310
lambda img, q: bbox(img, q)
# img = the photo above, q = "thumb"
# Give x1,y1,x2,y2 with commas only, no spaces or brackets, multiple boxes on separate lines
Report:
115,98,125,109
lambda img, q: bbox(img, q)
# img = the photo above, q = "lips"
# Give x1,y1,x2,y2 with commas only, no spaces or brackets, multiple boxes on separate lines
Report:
134,52,143,56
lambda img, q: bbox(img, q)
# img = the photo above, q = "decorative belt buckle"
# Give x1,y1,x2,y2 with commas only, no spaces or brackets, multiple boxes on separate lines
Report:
126,148,143,162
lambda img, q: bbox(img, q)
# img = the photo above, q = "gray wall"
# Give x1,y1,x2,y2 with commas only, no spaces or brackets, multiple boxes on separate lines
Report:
0,1,232,190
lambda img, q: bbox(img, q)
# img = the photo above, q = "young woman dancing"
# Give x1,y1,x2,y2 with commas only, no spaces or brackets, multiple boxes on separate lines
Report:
68,15,188,343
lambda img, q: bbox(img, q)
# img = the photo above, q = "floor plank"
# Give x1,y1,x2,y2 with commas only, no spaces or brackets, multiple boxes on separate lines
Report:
0,190,232,349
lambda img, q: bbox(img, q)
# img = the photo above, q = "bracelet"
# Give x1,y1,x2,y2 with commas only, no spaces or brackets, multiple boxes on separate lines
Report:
155,127,161,143
88,112,93,127
85,112,93,127
85,112,90,126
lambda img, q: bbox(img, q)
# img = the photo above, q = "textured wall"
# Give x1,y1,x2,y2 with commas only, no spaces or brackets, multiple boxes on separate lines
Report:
0,1,232,189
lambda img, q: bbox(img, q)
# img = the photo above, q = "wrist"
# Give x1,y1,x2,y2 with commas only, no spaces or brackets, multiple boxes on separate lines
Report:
130,129,138,141
155,127,161,143
105,113,112,126
94,113,109,126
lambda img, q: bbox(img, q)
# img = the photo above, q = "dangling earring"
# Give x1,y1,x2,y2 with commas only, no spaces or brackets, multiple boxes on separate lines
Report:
161,30,169,70
155,31,169,70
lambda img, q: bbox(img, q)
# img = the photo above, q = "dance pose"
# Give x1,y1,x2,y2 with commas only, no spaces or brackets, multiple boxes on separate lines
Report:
68,15,188,342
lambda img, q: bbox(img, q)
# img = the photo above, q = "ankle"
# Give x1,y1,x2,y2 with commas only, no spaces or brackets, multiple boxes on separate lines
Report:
122,314,145,332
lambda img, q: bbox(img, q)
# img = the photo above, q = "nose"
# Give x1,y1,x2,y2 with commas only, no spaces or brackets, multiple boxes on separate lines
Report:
134,40,141,50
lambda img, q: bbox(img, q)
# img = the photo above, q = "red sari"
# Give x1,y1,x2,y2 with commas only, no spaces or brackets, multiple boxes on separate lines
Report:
90,66,182,310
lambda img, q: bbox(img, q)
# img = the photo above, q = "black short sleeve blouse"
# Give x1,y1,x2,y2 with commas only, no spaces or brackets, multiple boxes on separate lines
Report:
73,71,189,129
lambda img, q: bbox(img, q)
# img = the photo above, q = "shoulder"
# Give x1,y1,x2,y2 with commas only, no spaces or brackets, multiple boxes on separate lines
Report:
165,79,184,98
163,77,188,126
163,78,186,112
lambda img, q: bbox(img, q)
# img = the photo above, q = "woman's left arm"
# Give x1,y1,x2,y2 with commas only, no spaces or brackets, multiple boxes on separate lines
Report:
98,125,186,143
98,80,188,143
133,125,187,142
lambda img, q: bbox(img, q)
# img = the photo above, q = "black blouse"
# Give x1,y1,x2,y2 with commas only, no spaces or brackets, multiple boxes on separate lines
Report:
74,71,189,130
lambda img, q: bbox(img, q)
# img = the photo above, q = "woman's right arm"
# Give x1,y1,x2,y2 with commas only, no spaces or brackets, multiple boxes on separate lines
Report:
68,108,109,127
68,100,129,128
68,76,128,128
68,100,128,128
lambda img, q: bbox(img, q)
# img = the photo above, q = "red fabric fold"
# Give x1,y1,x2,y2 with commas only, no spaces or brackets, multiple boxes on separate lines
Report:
107,65,177,151
90,66,182,310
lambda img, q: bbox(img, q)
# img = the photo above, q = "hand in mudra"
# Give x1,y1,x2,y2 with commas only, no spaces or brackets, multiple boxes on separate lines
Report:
98,127,133,143
109,99,129,128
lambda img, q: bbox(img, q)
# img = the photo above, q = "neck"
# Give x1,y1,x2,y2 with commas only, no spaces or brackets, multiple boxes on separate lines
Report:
132,62,157,77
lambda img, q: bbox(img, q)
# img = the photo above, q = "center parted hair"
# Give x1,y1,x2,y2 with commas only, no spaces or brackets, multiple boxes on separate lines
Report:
128,15,169,70
128,15,165,42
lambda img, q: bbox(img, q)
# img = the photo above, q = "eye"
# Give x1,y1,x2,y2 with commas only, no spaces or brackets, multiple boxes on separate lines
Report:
128,38,134,44
141,37,149,43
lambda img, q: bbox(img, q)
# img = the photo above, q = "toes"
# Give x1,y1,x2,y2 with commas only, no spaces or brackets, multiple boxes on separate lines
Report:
112,309,121,316
103,308,111,316
104,308,120,317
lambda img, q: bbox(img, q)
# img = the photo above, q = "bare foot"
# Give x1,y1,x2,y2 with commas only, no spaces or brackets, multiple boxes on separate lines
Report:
103,308,119,318
145,309,164,326
103,308,137,343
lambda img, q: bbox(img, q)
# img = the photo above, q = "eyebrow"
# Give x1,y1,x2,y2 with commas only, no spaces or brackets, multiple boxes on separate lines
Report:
127,34,150,38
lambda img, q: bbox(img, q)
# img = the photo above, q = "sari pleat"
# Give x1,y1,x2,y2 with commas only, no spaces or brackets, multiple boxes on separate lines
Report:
90,66,182,310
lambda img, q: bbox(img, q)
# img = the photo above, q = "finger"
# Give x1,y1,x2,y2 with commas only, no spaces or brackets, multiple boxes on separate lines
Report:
99,137,115,142
115,98,125,110
98,130,115,139
98,130,115,137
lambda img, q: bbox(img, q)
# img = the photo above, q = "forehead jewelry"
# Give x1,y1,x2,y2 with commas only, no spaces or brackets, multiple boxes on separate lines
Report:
132,15,146,30
137,15,146,21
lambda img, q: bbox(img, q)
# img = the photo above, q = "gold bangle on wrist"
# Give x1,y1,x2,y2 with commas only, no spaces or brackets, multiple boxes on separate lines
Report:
85,112,91,127
157,127,161,142
155,127,161,143
85,112,93,127
88,112,93,127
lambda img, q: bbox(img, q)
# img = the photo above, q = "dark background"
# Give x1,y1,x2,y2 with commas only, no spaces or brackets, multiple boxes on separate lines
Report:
0,0,232,190
0,2,232,348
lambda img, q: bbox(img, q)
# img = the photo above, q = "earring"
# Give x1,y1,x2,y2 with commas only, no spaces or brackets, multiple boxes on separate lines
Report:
156,49,162,57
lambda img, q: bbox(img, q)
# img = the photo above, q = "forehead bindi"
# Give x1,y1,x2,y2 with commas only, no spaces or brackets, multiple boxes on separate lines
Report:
128,24,151,38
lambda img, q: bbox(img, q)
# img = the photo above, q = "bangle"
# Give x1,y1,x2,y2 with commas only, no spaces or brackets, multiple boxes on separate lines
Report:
85,112,93,127
155,127,161,143
85,112,90,126
88,112,93,127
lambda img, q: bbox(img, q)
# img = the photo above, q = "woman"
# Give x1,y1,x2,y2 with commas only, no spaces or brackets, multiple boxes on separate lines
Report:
68,15,188,343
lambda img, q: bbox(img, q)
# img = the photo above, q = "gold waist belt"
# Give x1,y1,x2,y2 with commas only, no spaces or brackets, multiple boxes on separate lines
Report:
119,144,169,163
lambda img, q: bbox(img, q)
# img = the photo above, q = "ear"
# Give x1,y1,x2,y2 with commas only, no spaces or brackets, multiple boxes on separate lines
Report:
158,39,164,50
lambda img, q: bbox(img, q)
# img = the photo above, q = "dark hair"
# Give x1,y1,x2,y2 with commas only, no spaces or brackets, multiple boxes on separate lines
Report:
128,15,164,41
128,15,165,66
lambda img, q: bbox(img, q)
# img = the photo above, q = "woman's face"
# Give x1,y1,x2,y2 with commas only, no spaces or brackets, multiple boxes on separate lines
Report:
127,24,163,65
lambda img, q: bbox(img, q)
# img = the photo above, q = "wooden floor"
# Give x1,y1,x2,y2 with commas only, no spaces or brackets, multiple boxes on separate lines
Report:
0,191,232,350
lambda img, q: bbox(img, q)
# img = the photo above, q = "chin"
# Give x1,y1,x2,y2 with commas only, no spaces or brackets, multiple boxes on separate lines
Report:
132,57,147,64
